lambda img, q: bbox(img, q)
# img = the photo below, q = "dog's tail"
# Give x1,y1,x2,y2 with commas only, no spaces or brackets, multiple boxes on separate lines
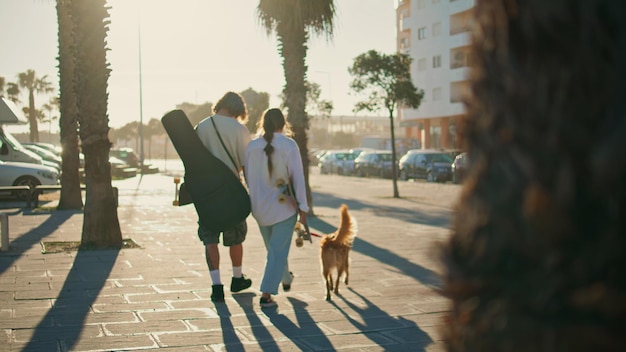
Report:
334,204,357,246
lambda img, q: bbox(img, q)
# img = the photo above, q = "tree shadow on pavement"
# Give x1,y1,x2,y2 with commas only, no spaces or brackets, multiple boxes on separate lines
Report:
0,209,77,275
20,248,119,351
332,288,434,351
311,191,453,228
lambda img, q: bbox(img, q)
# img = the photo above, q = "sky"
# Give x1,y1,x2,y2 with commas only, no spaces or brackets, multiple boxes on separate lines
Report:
0,0,396,133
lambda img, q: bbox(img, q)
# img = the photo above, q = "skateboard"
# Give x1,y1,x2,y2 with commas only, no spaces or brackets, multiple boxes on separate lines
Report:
161,109,250,232
172,176,192,206
293,221,312,247
276,178,314,247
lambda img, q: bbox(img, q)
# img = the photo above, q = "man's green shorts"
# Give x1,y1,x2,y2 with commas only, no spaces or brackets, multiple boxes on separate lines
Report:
197,220,247,246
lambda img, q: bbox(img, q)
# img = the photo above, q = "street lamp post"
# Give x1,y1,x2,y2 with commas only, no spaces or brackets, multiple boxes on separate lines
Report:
138,14,145,172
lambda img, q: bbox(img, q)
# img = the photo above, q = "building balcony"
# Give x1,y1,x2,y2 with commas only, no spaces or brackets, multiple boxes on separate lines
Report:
448,31,471,48
400,16,412,32
449,66,470,81
449,0,475,14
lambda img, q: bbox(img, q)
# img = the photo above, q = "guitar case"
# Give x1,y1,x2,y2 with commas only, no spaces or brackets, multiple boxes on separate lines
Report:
161,109,250,232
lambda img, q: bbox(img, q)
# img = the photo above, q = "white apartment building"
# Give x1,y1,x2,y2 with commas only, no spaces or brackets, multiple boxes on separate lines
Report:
396,0,475,149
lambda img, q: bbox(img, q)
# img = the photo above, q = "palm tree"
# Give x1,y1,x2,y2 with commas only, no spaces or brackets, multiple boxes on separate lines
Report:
257,0,336,213
41,97,60,141
6,82,21,103
71,0,122,248
56,0,84,210
17,69,55,142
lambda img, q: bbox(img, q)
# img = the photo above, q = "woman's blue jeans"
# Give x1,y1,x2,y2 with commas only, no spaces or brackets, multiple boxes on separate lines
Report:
259,213,297,295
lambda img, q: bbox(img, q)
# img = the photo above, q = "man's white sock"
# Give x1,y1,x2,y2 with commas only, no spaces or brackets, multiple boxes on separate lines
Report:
233,266,242,278
210,270,221,285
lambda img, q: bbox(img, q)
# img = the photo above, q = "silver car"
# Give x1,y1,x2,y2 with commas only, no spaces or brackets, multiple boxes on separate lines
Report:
0,161,59,200
318,150,357,175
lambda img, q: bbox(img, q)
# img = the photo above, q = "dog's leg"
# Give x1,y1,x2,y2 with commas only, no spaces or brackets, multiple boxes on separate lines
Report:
344,255,350,285
334,266,344,295
326,278,332,301
323,264,332,301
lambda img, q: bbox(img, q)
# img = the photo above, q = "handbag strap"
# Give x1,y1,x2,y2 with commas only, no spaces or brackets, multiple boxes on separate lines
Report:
210,116,239,171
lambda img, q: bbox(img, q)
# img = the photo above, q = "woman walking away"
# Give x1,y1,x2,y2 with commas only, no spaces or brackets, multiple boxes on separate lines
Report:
244,108,309,308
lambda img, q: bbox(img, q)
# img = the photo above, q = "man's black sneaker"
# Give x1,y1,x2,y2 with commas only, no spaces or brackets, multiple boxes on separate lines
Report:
230,274,252,293
211,284,225,303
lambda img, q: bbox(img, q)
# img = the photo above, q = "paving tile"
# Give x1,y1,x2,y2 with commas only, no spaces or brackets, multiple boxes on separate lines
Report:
104,320,189,335
67,334,157,351
139,308,219,321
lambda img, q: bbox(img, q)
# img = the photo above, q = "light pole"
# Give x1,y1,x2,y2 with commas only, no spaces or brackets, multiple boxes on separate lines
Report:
138,13,145,172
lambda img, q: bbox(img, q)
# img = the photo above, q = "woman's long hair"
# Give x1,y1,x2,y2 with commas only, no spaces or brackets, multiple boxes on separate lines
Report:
258,108,291,177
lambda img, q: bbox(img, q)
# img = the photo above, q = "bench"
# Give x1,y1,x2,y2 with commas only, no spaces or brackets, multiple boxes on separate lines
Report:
33,185,118,208
0,186,33,208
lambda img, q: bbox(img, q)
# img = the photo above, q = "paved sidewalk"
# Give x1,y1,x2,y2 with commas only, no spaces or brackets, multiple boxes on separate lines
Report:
0,170,460,351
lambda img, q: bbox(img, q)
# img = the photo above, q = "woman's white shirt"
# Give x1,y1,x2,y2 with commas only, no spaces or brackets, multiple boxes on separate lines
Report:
244,133,309,226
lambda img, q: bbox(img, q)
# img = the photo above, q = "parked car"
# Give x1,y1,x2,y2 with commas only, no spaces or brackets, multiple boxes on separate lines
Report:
110,147,159,174
354,150,395,178
110,148,140,168
398,149,454,182
0,160,60,201
25,142,62,157
23,144,62,171
451,152,469,184
443,148,463,159
0,125,44,165
109,156,137,179
348,147,374,158
318,150,357,175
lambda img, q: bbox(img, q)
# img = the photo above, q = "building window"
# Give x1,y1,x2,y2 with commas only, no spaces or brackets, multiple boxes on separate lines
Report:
432,22,442,36
418,58,427,71
433,87,442,101
433,55,441,68
417,27,427,40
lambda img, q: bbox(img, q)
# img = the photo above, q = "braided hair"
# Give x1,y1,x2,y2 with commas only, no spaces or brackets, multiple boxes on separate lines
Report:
260,108,287,177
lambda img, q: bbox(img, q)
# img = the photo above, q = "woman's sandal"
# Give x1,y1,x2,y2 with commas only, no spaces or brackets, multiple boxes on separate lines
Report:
260,296,278,308
282,272,294,292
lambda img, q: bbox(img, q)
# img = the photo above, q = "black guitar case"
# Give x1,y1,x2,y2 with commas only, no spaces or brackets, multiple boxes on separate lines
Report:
161,109,250,232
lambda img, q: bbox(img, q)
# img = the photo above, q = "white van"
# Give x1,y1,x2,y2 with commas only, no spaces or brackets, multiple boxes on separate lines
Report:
0,126,44,165
0,97,45,165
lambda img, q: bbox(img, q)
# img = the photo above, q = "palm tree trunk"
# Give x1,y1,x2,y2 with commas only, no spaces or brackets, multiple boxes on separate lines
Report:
56,0,83,210
277,24,314,212
28,90,39,142
72,0,122,248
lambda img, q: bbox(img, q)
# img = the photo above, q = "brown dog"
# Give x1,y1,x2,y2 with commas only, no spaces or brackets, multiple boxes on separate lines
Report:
320,204,357,301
